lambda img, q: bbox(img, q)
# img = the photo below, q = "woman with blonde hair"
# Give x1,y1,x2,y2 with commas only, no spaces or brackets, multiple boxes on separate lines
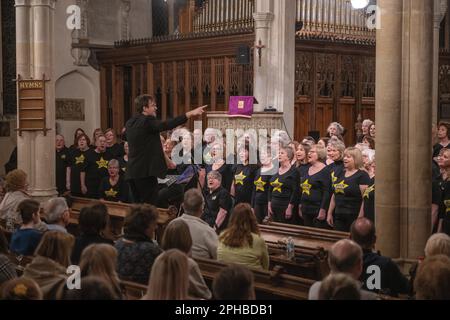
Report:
327,147,370,232
299,145,331,229
144,249,189,300
326,140,346,182
437,148,450,235
218,203,269,270
0,169,30,229
161,220,212,300
23,231,74,299
79,243,122,299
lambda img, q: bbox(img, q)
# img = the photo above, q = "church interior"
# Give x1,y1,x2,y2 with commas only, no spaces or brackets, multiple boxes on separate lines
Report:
0,0,450,302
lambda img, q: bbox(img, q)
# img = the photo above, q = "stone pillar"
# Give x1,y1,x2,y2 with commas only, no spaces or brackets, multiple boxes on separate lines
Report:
253,11,274,112
375,0,403,258
400,0,433,259
16,0,57,200
0,2,3,115
253,0,296,137
432,0,447,124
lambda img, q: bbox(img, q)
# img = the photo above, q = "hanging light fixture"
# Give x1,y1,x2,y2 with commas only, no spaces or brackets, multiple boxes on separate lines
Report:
350,0,370,9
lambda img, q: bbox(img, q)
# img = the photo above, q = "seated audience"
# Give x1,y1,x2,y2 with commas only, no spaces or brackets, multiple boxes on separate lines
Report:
0,169,30,229
79,244,122,299
172,189,218,259
115,204,162,284
9,199,43,256
212,264,255,300
71,203,114,265
318,273,361,300
143,249,189,300
59,276,118,300
1,277,43,300
0,228,17,286
350,218,409,296
308,239,377,300
424,233,450,257
217,203,269,271
414,255,450,300
161,219,211,300
23,231,74,299
42,197,70,233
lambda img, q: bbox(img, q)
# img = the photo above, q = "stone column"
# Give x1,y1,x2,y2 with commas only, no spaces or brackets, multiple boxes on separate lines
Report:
375,0,403,258
253,11,274,112
0,2,3,115
400,0,434,259
16,0,57,200
432,0,447,124
253,0,296,137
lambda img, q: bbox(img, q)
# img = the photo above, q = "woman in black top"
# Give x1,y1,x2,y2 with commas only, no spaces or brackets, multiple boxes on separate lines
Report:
438,148,450,235
204,142,233,192
362,150,376,223
268,147,299,225
231,146,258,205
105,128,125,159
296,143,311,178
327,147,370,232
69,128,86,153
433,122,450,159
327,140,346,185
99,159,129,203
299,145,331,229
66,133,91,197
203,171,233,234
252,148,274,223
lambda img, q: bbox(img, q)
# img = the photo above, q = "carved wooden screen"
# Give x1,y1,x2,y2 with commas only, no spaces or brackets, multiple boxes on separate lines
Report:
294,49,375,146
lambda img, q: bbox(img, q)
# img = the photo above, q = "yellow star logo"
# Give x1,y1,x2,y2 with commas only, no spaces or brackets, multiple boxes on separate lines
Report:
96,157,109,169
271,178,283,193
235,171,247,186
301,179,313,196
254,177,266,192
75,154,85,165
122,167,127,172
334,180,349,195
363,184,375,199
331,171,338,183
105,188,118,198
445,200,450,213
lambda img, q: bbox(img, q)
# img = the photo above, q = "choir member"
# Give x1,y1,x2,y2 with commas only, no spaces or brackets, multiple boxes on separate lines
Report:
66,134,91,197
55,135,70,196
204,142,233,192
327,140,346,184
99,159,129,203
438,148,450,236
252,147,274,223
433,122,450,159
362,150,375,223
231,146,258,205
105,128,125,159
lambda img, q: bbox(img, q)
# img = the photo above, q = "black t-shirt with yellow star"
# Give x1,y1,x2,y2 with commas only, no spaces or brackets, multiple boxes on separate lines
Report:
68,149,90,196
107,143,125,160
99,175,129,203
118,156,128,175
333,170,371,216
56,147,70,195
252,168,272,206
300,166,331,216
232,164,258,205
269,166,300,208
363,177,375,222
203,186,233,233
81,149,113,199
328,160,345,186
438,179,450,222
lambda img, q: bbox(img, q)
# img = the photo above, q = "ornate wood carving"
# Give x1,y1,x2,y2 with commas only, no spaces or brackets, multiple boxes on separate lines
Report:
295,51,313,97
361,56,375,98
340,55,357,98
316,53,336,98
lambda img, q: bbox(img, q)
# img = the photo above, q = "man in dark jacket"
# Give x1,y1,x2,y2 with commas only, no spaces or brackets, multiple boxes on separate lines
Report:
350,217,410,297
125,94,206,204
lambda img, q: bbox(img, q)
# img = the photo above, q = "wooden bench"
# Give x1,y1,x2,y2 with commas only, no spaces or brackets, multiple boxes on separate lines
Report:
120,280,147,300
195,257,315,300
69,197,177,240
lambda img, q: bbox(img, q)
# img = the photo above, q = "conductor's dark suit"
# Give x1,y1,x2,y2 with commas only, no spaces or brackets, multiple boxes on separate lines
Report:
125,113,188,204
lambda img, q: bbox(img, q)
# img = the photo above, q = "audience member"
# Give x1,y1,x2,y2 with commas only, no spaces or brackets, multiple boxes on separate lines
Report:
144,249,189,300
59,276,118,300
0,169,30,229
318,273,361,300
115,204,162,284
42,197,70,233
1,277,42,300
0,228,17,286
414,255,450,300
162,219,211,300
212,264,255,300
424,233,450,257
218,203,269,271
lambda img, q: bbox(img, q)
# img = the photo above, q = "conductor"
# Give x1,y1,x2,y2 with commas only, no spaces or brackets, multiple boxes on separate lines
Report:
125,94,207,204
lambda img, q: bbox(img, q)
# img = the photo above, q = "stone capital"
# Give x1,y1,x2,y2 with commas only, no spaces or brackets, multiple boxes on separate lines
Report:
433,0,447,26
30,0,56,9
15,0,31,7
253,12,274,29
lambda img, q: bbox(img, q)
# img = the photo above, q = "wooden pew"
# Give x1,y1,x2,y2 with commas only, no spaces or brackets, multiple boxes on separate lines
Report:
195,257,315,300
120,280,147,300
69,197,177,240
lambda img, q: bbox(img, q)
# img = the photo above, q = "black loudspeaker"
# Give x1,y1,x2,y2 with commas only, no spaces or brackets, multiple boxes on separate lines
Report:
236,45,250,65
